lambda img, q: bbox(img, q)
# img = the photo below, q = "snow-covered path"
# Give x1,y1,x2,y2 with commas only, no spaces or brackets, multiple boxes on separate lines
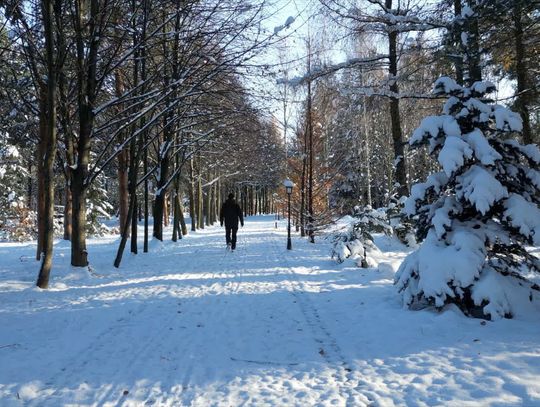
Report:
1,215,540,406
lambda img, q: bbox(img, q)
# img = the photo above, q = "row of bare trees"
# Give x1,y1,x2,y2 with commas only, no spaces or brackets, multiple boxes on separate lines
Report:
0,0,285,287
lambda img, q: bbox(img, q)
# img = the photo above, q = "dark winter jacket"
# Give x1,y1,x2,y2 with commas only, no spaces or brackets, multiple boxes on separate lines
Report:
220,198,244,229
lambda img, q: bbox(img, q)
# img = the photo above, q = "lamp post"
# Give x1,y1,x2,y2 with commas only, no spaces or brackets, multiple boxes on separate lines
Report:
284,179,294,250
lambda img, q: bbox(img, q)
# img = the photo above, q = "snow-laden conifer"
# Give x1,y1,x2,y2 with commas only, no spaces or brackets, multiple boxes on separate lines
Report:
395,77,540,319
331,205,390,267
386,194,416,247
86,179,115,237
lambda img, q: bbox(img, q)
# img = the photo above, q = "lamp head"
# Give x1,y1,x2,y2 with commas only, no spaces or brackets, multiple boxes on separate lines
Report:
283,179,294,195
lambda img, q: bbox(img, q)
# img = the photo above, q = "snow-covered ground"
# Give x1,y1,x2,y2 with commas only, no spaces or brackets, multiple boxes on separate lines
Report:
1,215,540,406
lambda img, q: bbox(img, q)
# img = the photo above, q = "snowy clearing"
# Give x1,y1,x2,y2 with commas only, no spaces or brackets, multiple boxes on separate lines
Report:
1,215,540,406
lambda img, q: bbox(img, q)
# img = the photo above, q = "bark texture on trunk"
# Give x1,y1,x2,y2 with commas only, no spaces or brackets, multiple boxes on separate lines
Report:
70,173,88,267
131,196,138,254
71,0,100,267
37,0,58,288
512,0,533,144
387,16,408,197
179,198,188,235
63,187,72,241
172,192,181,242
453,0,464,85
197,174,204,229
465,0,482,85
118,148,129,236
36,90,47,261
114,191,136,268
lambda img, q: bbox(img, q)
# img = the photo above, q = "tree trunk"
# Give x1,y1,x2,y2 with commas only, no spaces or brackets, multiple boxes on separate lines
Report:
115,67,129,237
359,69,372,207
115,128,141,265
387,15,408,197
210,181,216,224
300,141,307,237
143,143,149,251
153,21,172,240
70,101,91,267
114,191,136,267
164,194,170,227
453,0,465,85
63,186,72,241
36,0,58,288
205,180,211,226
71,170,88,267
254,187,258,215
131,196,138,254
243,186,248,216
512,0,533,144
118,148,129,236
141,2,149,253
59,60,74,242
189,158,196,231
307,76,315,243
216,177,222,223
179,201,188,235
172,192,180,242
36,91,47,261
154,191,165,240
465,0,482,84
71,0,100,268
197,174,204,229
27,161,33,209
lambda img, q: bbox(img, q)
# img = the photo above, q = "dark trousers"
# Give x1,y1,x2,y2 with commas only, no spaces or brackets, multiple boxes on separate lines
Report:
225,227,238,249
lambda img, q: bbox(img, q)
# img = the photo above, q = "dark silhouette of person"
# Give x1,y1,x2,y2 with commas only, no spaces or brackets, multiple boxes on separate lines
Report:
220,193,244,250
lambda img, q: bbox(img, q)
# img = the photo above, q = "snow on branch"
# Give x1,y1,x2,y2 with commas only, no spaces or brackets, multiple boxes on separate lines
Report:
277,55,388,87
273,16,295,35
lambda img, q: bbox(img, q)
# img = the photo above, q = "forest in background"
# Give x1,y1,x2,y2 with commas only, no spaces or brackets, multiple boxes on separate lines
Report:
0,0,538,295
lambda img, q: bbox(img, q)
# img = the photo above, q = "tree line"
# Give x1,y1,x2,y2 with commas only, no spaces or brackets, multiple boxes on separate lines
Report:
0,0,284,287
278,0,539,236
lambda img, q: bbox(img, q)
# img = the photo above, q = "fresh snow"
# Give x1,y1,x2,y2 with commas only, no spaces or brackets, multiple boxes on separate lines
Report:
457,165,508,215
434,77,463,95
273,16,295,34
492,105,523,132
464,129,502,166
503,194,540,245
1,215,540,406
404,172,448,215
438,136,473,176
410,115,461,147
397,227,486,308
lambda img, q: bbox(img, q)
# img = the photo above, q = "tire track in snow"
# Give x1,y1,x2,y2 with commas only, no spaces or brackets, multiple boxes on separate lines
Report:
267,230,374,406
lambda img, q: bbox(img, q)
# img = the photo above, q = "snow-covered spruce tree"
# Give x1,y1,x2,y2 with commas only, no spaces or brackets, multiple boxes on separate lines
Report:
395,77,540,319
386,193,416,247
85,170,115,237
331,205,390,267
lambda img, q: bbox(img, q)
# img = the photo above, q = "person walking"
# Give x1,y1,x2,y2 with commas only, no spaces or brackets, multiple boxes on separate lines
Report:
220,193,244,251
